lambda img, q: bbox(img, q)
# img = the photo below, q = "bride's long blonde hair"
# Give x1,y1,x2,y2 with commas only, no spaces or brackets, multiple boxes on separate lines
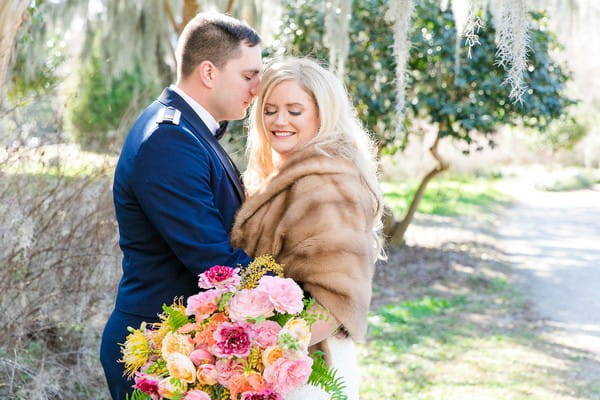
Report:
244,57,385,258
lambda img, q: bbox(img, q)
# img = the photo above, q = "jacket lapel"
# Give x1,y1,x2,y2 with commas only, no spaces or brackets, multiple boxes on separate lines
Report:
158,88,245,202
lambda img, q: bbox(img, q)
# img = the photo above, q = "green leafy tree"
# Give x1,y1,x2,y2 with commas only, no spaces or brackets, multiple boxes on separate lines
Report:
67,39,160,151
274,0,574,243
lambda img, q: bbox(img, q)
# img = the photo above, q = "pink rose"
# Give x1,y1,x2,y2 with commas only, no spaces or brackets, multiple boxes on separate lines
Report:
183,389,212,400
197,363,219,385
213,321,253,358
241,390,283,400
185,289,222,320
198,265,241,290
229,289,274,322
257,276,304,314
253,320,282,349
215,358,245,387
263,356,313,395
133,372,160,400
189,348,214,366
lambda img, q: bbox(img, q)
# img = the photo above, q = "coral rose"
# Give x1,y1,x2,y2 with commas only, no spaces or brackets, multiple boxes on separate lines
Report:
185,289,222,320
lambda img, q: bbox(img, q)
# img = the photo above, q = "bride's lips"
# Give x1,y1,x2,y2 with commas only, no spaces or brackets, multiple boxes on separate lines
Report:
272,130,295,137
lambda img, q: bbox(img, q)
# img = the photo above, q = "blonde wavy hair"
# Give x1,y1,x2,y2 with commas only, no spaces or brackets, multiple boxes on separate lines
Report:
244,57,385,258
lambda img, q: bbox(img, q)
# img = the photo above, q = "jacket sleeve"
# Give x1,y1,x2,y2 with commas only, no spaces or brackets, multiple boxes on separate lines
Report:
130,124,252,274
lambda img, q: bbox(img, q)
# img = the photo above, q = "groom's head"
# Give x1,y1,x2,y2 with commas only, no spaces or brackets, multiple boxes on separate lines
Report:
175,12,263,122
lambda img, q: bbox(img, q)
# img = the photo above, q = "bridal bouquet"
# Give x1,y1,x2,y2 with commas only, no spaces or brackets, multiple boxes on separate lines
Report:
120,256,345,400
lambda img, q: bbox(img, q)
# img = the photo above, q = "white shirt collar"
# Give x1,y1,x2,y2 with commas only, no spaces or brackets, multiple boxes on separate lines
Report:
170,84,220,136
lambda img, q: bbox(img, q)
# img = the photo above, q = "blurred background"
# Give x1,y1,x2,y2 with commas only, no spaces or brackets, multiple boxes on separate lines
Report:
1,1,599,399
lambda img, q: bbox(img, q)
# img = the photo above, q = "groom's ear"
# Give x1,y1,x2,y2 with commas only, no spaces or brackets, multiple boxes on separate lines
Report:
196,61,217,89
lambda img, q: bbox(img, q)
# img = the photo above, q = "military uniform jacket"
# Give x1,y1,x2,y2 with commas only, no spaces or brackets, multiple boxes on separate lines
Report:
112,87,251,318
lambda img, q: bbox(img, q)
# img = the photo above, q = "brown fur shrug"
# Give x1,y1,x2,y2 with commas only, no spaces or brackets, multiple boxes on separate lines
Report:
231,143,377,341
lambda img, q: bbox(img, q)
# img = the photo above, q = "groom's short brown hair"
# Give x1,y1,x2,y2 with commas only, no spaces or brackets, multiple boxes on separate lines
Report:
176,12,261,80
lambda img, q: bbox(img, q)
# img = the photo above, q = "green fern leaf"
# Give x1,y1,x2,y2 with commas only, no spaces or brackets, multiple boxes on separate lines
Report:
308,351,348,400
162,304,190,331
125,389,152,400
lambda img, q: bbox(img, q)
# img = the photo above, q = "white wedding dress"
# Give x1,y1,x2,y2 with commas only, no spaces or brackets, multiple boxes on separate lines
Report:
286,336,360,400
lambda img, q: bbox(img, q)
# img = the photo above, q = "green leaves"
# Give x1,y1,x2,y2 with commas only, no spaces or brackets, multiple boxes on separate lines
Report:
308,351,349,400
275,0,573,154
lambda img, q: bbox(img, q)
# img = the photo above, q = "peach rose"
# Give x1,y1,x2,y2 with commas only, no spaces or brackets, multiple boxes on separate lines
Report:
157,377,187,399
165,353,196,383
197,363,219,385
161,332,194,359
261,345,284,367
280,318,311,351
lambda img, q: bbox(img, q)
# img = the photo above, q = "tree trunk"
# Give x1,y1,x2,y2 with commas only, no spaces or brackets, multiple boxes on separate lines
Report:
0,0,29,96
386,130,450,246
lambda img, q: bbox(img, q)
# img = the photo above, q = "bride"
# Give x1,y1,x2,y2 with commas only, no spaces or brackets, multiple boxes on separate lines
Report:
231,57,384,400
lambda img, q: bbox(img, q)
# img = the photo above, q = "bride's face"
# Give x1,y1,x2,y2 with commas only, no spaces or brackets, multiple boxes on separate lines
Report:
262,80,320,160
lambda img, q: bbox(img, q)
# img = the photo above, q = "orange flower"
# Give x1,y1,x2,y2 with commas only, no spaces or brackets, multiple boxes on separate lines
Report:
194,313,228,347
229,372,268,400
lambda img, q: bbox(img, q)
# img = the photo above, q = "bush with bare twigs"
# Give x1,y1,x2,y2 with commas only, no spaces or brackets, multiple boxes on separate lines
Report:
0,146,119,399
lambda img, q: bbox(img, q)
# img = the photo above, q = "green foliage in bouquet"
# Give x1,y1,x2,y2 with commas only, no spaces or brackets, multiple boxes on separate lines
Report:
162,302,191,332
308,351,348,400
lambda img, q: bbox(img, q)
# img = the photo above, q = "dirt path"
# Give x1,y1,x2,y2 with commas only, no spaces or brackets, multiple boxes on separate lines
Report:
499,184,600,360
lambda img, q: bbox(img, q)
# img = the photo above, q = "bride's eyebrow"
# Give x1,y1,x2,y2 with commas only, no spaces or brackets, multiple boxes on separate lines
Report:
264,102,305,108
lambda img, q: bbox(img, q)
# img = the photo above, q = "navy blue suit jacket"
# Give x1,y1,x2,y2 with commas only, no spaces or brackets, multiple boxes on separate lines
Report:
112,88,252,317
102,88,252,399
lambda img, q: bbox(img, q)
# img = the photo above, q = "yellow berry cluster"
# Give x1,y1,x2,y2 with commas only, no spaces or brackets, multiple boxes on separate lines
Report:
239,255,284,289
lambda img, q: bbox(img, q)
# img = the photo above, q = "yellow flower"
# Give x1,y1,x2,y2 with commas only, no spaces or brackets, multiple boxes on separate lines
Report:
240,255,284,289
165,353,196,383
119,327,150,378
161,331,194,359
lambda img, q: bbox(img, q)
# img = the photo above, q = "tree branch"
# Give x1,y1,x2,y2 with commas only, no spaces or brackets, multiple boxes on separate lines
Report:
225,0,235,14
163,0,180,34
387,130,449,245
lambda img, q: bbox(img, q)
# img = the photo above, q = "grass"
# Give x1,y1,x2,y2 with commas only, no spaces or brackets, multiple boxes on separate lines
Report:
383,174,510,217
360,171,600,398
0,144,115,179
359,288,593,399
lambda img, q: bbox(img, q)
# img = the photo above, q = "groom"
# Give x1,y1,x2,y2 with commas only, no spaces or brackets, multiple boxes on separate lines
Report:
100,12,261,399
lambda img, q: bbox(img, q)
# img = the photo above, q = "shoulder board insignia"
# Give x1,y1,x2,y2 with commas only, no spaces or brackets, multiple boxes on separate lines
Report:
157,107,181,125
